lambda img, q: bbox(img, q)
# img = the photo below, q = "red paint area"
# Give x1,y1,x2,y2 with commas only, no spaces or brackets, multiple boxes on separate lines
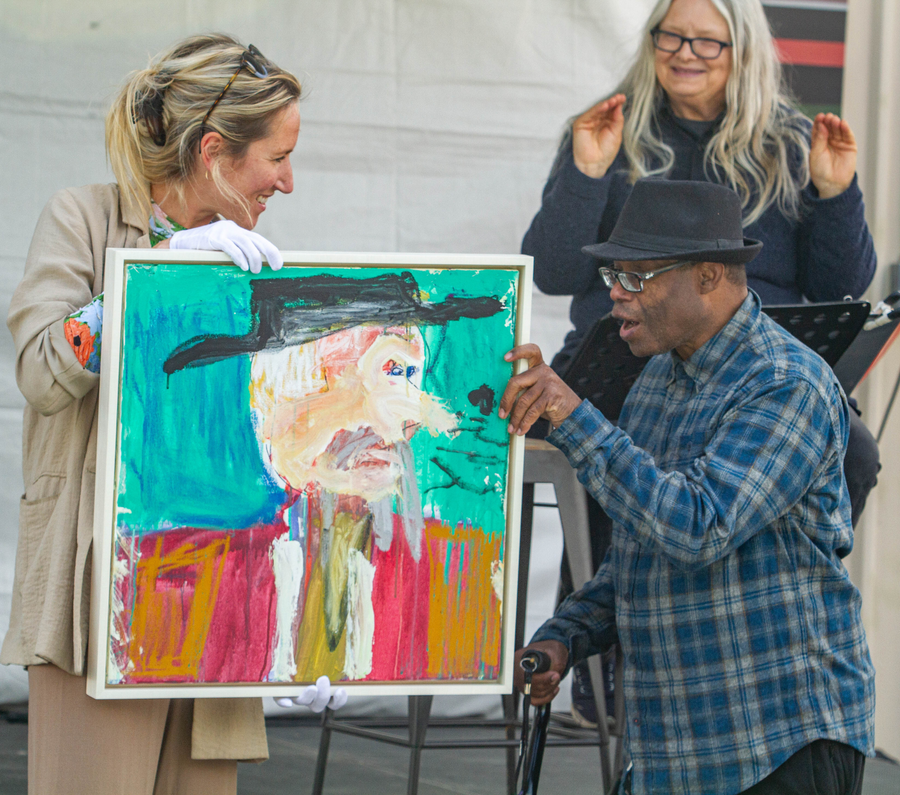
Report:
114,525,281,683
366,514,430,680
774,39,844,68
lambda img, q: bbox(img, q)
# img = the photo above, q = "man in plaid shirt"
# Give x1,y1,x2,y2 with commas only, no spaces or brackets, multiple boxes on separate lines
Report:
502,179,875,795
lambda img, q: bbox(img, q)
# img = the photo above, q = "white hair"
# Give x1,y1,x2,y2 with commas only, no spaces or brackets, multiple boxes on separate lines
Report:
559,0,810,226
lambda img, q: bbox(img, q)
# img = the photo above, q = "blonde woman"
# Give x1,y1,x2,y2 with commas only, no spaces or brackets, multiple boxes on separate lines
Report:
523,0,878,729
3,34,342,795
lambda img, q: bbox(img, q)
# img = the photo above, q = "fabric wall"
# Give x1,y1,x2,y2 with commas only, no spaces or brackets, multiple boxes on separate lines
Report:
0,0,654,708
843,0,900,761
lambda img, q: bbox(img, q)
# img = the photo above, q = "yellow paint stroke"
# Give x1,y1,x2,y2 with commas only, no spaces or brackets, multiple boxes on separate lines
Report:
294,561,346,682
125,535,229,681
322,512,371,651
425,519,502,679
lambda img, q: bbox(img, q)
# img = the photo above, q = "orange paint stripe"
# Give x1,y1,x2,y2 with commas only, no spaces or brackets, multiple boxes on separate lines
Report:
774,38,844,68
425,520,502,679
126,536,229,681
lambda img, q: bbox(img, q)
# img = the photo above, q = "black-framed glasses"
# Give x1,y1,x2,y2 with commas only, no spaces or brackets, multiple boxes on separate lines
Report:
599,261,691,293
198,44,269,152
651,28,732,59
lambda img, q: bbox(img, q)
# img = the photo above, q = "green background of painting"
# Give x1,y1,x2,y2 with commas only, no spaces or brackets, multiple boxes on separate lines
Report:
116,263,518,539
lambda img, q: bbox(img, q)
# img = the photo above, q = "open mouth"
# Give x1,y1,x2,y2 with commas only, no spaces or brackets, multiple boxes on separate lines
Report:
616,317,640,339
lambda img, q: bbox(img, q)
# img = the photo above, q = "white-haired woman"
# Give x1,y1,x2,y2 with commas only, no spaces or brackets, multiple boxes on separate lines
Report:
3,34,342,795
525,0,874,362
523,0,878,727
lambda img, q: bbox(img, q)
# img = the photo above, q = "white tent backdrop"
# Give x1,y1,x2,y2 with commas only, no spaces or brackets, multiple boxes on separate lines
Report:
0,0,655,712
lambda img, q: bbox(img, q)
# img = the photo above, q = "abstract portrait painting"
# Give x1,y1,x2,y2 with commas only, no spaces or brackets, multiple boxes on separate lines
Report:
88,250,531,698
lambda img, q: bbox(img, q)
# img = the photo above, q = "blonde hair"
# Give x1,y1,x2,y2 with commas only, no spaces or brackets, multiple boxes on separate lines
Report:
562,0,809,226
106,34,302,224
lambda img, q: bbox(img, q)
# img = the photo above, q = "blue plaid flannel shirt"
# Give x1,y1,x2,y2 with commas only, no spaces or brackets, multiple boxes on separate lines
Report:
533,292,875,795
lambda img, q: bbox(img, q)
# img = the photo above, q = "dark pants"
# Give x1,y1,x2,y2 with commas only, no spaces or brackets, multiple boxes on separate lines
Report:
739,740,865,795
845,408,881,529
617,740,865,795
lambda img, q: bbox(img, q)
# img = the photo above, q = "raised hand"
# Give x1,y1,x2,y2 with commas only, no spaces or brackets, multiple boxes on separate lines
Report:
571,93,627,179
809,112,857,199
498,344,582,435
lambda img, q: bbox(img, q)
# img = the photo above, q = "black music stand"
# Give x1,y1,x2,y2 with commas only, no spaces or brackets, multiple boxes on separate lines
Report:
833,315,900,394
557,317,650,423
764,301,870,383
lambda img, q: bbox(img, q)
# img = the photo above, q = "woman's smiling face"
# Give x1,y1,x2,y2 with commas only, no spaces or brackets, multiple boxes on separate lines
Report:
217,103,299,229
654,0,733,121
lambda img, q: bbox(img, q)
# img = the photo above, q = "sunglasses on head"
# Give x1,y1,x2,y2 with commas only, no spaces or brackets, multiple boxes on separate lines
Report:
198,44,269,153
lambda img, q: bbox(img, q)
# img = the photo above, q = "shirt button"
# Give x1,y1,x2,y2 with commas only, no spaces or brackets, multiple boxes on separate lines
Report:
629,654,637,664
623,594,631,603
633,717,640,726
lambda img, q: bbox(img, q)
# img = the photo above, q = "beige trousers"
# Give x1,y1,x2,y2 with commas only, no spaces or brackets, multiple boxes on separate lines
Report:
28,665,238,795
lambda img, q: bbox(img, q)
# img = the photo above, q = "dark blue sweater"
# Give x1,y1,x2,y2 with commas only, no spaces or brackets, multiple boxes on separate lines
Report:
522,106,877,364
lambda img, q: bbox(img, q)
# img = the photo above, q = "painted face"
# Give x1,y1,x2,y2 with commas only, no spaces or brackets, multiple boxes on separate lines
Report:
654,0,733,121
610,259,707,359
216,103,299,229
249,326,458,501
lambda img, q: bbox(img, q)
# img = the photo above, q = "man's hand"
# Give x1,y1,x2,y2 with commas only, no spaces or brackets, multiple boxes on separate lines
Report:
571,93,626,179
809,112,857,199
498,344,582,435
513,641,568,705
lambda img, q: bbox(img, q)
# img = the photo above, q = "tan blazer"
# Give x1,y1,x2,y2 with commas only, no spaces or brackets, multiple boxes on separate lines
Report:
2,183,267,761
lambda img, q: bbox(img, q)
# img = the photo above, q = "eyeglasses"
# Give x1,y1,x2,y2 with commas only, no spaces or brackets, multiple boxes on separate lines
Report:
599,261,691,293
650,28,732,59
198,45,269,152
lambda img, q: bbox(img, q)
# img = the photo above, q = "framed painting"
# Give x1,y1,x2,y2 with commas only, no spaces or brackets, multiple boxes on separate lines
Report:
87,249,532,699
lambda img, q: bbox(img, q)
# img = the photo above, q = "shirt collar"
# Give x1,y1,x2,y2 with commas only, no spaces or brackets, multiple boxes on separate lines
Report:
658,97,724,140
673,290,760,386
118,186,150,235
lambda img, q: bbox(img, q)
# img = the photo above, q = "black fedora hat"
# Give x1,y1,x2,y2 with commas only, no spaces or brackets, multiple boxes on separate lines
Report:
164,270,503,374
582,179,762,265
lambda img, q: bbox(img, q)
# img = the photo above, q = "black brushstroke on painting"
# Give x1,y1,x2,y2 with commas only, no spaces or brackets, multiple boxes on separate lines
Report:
164,271,503,374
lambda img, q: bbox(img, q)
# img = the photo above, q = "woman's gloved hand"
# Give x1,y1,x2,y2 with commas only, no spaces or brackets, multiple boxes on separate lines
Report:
169,219,283,274
275,675,348,713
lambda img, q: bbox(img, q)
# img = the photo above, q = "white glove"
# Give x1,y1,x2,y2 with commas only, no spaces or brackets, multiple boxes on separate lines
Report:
275,675,348,713
169,219,283,274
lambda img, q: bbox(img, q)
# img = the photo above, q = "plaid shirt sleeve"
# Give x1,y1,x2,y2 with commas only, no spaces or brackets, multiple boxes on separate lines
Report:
531,373,846,664
548,374,847,571
531,542,619,668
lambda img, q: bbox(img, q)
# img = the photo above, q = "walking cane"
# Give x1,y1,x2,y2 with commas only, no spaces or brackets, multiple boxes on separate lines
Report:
515,650,553,795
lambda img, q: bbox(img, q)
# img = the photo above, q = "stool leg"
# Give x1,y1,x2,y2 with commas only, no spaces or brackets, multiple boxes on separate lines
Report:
503,692,520,795
585,654,612,794
407,695,433,795
553,466,614,792
311,709,333,795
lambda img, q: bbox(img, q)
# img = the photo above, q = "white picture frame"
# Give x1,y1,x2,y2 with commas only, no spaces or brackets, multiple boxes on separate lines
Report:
87,248,532,699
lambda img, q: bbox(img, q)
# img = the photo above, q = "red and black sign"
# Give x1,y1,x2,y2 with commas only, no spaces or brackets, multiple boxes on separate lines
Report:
764,0,846,115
